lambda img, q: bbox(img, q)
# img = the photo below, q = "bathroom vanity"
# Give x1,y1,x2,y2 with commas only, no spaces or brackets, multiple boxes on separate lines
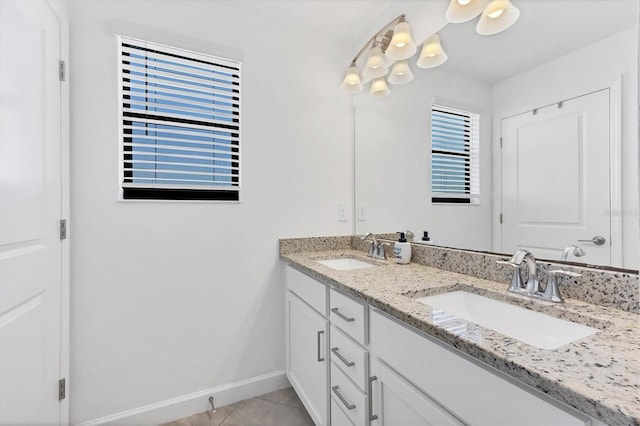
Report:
281,236,639,426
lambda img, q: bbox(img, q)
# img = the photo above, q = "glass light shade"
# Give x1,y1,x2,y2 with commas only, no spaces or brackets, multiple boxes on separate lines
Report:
340,65,363,94
363,45,388,79
388,60,414,85
416,34,448,69
476,0,520,35
445,0,490,23
385,21,417,61
369,78,391,98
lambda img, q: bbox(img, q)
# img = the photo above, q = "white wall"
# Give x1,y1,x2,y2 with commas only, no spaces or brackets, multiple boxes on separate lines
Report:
492,27,639,269
66,1,353,423
354,68,493,250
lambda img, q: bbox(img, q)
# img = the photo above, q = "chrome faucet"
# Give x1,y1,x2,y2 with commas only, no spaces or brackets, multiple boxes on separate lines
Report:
498,249,540,294
497,249,581,303
361,232,378,257
361,233,388,260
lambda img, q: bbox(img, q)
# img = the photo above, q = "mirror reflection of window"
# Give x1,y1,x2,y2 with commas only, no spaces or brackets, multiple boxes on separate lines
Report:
431,104,480,205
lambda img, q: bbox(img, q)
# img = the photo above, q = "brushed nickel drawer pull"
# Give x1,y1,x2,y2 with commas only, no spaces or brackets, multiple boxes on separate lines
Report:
331,307,355,322
331,347,355,367
332,385,355,410
369,376,378,421
317,330,325,362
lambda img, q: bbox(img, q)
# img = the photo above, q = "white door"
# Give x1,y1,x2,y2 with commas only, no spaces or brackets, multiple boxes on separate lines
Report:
0,1,64,424
286,292,329,426
501,89,611,265
370,358,462,426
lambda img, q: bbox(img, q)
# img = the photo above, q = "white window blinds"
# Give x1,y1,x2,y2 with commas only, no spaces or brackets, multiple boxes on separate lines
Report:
431,105,480,204
118,36,240,201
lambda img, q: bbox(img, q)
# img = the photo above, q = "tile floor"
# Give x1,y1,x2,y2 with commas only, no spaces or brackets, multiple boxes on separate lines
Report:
162,387,314,426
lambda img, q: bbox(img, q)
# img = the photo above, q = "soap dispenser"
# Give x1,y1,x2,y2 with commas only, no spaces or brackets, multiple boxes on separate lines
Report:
394,232,411,264
416,231,433,245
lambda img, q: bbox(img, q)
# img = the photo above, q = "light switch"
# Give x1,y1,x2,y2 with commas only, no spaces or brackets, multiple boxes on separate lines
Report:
358,205,367,221
337,204,347,222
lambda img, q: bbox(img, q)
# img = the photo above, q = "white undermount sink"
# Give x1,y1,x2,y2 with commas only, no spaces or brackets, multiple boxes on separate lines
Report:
417,291,599,350
317,258,377,271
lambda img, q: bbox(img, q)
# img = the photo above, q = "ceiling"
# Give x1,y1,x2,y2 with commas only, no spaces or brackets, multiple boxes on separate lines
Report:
224,0,638,84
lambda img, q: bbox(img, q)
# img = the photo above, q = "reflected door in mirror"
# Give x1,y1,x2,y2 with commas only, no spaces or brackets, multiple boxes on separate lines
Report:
501,89,610,265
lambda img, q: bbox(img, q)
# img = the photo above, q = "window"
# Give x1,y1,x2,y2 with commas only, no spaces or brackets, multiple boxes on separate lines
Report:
431,104,479,204
118,36,240,201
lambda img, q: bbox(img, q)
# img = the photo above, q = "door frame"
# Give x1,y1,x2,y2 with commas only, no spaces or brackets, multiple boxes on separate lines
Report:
493,77,623,267
46,0,70,422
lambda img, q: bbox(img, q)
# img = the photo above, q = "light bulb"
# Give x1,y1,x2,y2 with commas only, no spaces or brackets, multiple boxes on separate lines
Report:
488,8,504,18
457,0,471,5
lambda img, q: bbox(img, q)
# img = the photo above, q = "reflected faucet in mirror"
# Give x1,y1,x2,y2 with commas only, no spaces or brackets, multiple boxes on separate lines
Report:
562,245,586,262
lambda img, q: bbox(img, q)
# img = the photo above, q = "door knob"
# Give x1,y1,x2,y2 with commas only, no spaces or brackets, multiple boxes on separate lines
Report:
578,236,606,246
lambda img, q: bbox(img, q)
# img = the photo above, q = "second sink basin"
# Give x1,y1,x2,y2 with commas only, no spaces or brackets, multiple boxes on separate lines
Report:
317,258,377,271
417,291,599,350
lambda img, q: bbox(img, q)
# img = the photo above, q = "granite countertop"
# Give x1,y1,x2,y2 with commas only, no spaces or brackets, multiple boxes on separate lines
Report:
281,249,640,426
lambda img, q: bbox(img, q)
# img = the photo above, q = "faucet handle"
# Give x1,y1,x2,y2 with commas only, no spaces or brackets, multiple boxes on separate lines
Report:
543,270,581,303
377,242,391,260
496,260,524,292
548,270,581,278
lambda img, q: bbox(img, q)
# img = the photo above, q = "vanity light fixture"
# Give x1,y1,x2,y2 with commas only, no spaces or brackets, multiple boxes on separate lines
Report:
369,77,391,98
476,0,520,35
385,16,417,61
341,2,520,98
445,0,490,23
362,42,389,80
340,62,364,94
388,60,414,85
417,34,448,69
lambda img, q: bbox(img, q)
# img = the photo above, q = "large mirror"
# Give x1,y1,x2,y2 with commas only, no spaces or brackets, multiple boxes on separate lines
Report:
354,0,639,270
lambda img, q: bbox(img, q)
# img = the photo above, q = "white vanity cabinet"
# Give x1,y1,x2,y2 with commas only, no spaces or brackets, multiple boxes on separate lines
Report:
286,265,604,426
369,310,591,426
286,266,329,426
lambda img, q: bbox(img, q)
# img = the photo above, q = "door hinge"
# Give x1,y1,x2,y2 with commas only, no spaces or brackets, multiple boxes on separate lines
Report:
499,213,503,224
499,137,503,148
59,60,66,81
59,378,66,400
60,219,67,240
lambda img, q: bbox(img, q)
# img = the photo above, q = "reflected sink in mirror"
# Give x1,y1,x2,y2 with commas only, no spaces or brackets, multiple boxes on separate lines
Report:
317,258,378,271
417,291,599,350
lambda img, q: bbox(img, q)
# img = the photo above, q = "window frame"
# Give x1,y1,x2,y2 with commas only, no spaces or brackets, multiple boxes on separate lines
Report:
117,35,241,202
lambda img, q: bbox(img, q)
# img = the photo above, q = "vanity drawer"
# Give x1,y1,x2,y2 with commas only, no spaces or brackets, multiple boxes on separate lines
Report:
329,288,368,345
331,396,355,426
286,265,327,315
330,325,369,391
331,362,367,426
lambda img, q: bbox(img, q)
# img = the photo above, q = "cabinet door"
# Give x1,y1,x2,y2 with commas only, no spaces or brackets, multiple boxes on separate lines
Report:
287,292,329,425
370,358,463,426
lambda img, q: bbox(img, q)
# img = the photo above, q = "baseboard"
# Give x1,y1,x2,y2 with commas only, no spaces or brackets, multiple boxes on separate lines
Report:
77,370,289,426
